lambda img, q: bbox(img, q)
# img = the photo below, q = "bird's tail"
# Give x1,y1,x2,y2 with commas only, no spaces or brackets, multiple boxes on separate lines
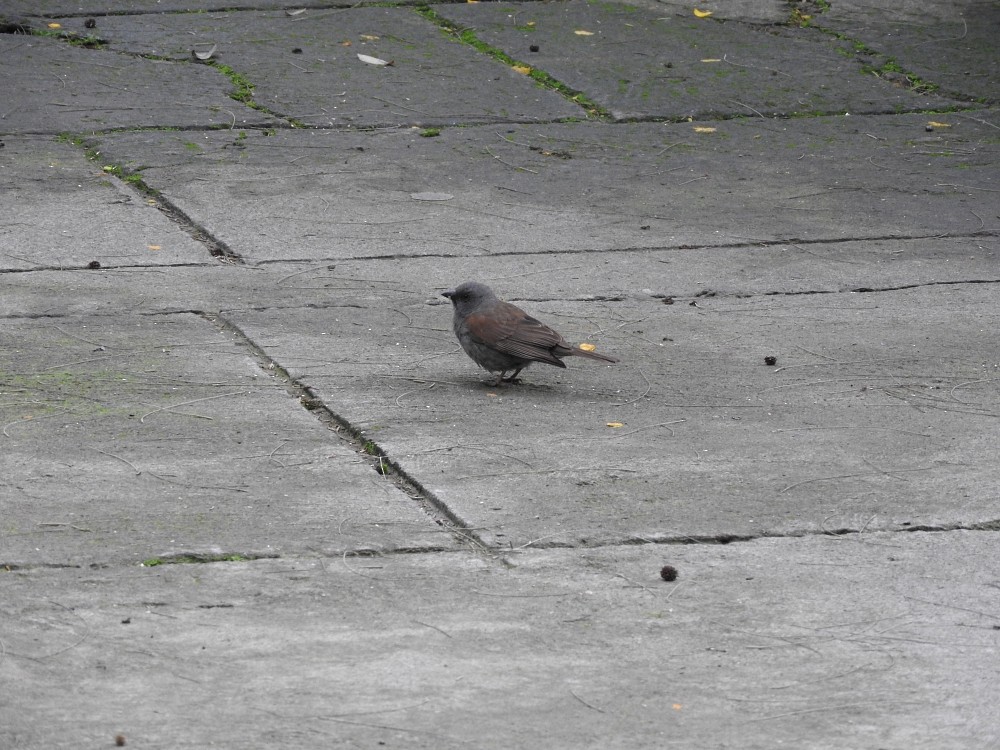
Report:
567,346,618,364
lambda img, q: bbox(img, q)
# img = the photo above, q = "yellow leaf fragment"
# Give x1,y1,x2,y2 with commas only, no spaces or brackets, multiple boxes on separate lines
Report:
512,64,532,75
340,40,352,47
700,58,721,63
673,703,683,710
147,245,162,251
579,343,597,351
360,34,379,41
467,0,479,3
927,121,951,128
606,422,624,428
48,22,62,29
574,29,594,36
693,126,717,133
693,8,713,18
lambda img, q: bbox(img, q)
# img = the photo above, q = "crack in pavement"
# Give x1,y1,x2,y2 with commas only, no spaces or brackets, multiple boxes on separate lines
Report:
194,310,500,561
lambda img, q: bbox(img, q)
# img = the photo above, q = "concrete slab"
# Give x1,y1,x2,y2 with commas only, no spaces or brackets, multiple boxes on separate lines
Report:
821,0,1000,103
2,532,998,748
0,34,276,135
0,136,213,271
4,1,259,15
2,234,997,319
0,313,454,567
436,0,966,120
226,279,1000,547
86,7,582,128
1,1,998,744
630,0,790,23
86,112,1000,262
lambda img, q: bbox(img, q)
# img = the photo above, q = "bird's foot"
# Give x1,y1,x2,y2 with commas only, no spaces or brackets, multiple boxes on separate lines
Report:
499,368,523,384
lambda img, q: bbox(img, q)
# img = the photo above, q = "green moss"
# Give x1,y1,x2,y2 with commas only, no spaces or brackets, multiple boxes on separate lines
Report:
211,63,255,104
141,553,255,567
414,5,609,118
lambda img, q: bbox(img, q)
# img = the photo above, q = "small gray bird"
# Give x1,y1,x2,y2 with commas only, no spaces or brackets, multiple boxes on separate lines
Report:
442,281,618,384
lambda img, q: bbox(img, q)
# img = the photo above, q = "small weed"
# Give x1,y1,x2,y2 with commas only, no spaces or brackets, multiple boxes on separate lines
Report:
419,127,442,137
33,28,105,48
788,7,812,27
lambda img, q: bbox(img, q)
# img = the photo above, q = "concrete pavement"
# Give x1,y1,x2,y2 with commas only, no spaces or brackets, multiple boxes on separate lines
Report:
2,1,998,747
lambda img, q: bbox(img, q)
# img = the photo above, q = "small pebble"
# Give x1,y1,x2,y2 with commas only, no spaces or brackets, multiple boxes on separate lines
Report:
660,565,678,582
764,355,777,366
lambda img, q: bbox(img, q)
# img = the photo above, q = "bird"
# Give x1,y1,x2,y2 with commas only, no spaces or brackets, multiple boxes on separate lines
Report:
441,281,618,384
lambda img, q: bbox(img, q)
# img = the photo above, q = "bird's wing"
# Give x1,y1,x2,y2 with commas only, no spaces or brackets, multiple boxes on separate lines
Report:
464,305,567,367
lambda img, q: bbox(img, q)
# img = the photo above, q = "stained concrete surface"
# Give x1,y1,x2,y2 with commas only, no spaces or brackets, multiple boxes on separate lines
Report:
1,1,998,747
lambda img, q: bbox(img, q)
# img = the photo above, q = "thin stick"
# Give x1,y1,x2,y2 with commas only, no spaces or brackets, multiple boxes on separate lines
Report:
569,689,606,713
413,620,453,639
139,390,252,423
484,146,538,173
751,701,919,722
611,367,651,406
93,447,141,474
780,466,933,493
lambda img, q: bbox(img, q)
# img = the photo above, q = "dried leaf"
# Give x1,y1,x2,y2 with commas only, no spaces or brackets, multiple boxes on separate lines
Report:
574,29,594,36
410,192,454,201
357,53,391,67
47,22,62,29
340,40,352,47
693,126,717,133
360,34,379,41
579,343,597,351
606,422,624,428
512,64,532,75
927,121,952,128
693,8,713,18
700,58,721,63
192,44,217,61
147,245,162,251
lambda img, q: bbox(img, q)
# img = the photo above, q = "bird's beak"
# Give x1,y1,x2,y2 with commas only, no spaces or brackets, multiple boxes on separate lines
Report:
441,289,455,299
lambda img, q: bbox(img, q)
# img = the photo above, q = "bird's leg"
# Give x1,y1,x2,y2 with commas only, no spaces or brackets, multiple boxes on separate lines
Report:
500,367,523,383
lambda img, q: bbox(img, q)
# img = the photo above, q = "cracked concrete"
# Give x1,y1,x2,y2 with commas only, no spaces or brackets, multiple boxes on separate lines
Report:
2,0,999,747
